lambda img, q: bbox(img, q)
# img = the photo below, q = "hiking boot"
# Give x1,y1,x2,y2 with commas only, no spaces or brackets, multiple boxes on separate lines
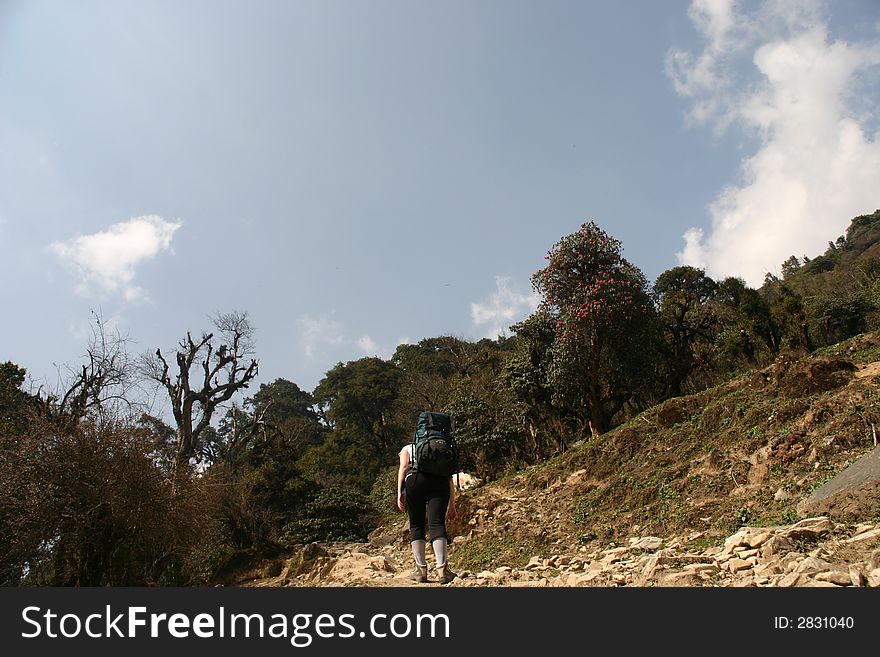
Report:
436,564,457,584
410,564,428,583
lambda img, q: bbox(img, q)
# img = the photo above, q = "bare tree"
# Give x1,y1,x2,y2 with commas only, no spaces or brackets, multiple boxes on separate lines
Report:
44,310,139,426
142,311,259,481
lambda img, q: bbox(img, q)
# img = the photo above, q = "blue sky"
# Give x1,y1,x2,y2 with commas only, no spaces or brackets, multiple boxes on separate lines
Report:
1,0,879,398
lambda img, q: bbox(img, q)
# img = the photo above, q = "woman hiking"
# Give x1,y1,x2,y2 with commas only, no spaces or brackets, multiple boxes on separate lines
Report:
396,412,459,584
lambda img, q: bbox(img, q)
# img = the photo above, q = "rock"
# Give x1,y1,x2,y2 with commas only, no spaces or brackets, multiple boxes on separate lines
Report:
601,547,630,564
723,529,751,551
580,570,606,583
565,572,599,586
795,557,833,574
753,562,783,577
814,570,851,586
759,536,794,561
609,573,627,586
845,528,880,544
796,446,880,520
734,547,760,559
781,554,805,572
683,563,720,576
745,531,775,549
867,568,880,587
849,567,866,587
777,573,802,587
525,556,544,570
511,578,550,587
871,550,880,571
726,558,753,573
656,572,702,587
780,517,833,541
629,536,664,551
285,543,332,577
801,578,843,587
368,555,394,572
774,487,791,501
634,556,661,586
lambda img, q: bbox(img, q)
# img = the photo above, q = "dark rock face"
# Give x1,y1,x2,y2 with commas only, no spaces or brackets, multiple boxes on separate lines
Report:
797,446,880,519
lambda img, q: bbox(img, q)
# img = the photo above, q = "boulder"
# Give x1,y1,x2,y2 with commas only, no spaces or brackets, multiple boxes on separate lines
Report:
797,446,880,520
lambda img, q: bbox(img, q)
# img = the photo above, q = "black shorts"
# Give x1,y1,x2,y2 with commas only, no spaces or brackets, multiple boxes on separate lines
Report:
404,471,450,542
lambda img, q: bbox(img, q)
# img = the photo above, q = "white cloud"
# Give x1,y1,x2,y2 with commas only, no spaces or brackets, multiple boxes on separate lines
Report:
357,334,379,355
297,313,344,359
669,0,880,287
470,276,539,339
50,215,181,300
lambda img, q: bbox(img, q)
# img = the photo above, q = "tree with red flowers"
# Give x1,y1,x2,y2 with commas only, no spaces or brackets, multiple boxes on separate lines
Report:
531,221,655,434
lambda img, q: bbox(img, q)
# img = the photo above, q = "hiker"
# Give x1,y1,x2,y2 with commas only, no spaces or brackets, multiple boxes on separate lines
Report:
397,412,459,584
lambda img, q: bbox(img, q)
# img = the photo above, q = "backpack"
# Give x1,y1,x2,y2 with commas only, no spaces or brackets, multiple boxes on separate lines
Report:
411,411,459,478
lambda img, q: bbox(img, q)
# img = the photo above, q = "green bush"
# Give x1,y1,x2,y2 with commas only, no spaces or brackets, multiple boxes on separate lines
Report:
281,485,378,545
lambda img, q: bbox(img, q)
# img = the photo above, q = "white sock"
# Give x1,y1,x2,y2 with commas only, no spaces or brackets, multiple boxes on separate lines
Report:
432,538,448,568
411,540,427,567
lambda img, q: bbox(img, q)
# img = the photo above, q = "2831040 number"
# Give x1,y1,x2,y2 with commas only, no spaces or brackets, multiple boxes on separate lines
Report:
796,616,853,629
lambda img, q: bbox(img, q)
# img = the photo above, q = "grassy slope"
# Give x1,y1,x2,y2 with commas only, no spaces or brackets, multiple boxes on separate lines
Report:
449,333,880,572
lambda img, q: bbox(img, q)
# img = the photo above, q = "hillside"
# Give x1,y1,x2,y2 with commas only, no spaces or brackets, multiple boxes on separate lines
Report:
239,332,880,587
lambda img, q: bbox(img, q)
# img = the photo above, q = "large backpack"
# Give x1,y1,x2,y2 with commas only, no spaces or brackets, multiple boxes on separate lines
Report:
412,411,459,478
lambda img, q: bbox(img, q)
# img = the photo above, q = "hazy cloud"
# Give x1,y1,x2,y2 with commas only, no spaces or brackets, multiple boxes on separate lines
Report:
50,215,181,301
297,313,345,359
669,0,880,287
470,276,539,339
357,334,379,355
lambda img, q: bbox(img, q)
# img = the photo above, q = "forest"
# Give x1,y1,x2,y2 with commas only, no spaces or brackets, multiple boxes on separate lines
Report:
3,208,880,586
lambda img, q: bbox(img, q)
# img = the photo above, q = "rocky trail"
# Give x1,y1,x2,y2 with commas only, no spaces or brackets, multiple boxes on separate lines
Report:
240,514,880,588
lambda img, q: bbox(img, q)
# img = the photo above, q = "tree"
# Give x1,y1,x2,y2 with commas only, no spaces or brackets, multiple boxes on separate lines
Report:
713,276,776,369
781,255,802,279
0,362,34,433
143,311,259,481
45,311,139,426
312,357,402,454
305,357,403,494
505,312,566,459
391,336,478,378
653,266,718,396
531,221,655,434
766,283,814,351
444,374,528,481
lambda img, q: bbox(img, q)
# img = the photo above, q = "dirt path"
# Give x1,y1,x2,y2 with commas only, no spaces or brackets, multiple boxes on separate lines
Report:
240,515,880,588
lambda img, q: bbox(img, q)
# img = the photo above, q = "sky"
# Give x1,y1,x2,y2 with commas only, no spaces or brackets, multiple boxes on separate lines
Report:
1,0,879,401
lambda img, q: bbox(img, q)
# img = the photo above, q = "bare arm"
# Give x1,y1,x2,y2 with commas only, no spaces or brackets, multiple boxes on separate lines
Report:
396,449,408,513
447,477,457,521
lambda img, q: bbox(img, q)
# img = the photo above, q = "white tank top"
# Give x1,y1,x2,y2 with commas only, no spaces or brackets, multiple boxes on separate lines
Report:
400,444,414,478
